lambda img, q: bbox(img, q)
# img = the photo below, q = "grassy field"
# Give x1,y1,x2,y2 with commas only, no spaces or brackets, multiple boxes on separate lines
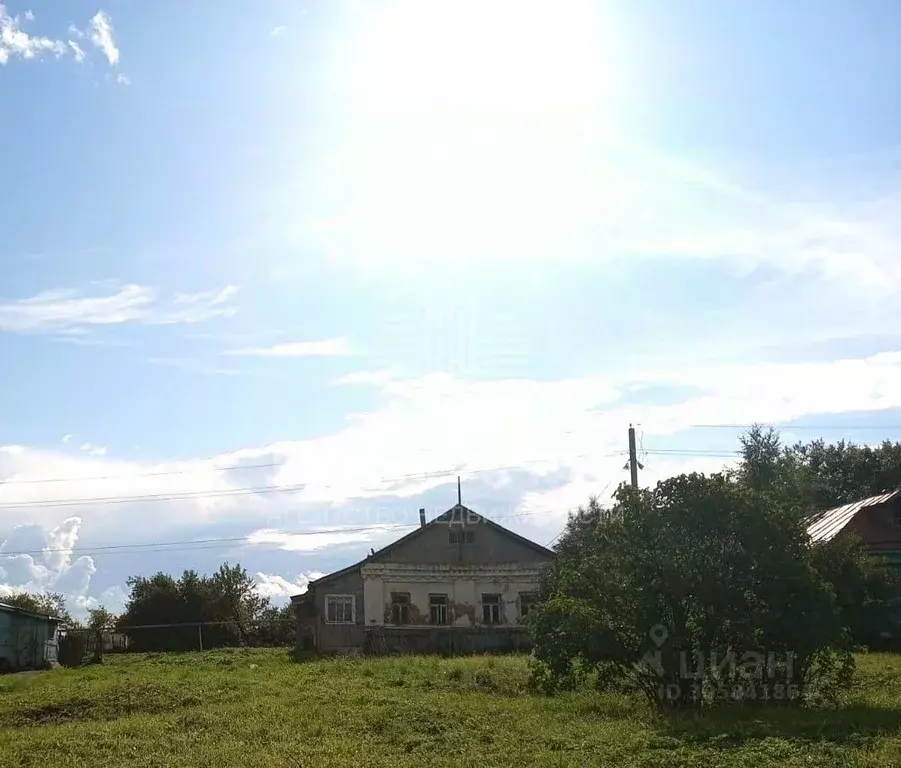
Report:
2,650,901,767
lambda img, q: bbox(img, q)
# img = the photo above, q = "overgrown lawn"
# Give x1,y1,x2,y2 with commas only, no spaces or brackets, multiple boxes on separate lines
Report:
2,650,901,766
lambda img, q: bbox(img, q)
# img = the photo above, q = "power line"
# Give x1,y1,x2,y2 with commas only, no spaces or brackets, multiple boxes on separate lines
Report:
380,451,626,484
0,460,287,486
689,424,901,430
0,453,629,511
0,523,418,558
0,483,308,510
642,449,742,457
544,478,617,549
0,508,547,559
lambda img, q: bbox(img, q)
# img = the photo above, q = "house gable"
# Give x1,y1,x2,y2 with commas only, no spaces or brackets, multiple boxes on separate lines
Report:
847,495,901,551
368,505,553,566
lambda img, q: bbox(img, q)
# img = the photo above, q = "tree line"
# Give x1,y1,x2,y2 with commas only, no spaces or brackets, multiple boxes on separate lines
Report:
3,563,295,651
528,427,901,710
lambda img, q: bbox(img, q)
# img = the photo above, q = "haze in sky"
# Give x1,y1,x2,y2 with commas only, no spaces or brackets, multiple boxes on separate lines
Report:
3,0,901,615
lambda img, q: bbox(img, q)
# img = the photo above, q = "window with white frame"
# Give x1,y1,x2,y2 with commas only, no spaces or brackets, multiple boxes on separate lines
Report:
390,592,411,625
482,593,502,625
429,593,448,625
325,594,355,624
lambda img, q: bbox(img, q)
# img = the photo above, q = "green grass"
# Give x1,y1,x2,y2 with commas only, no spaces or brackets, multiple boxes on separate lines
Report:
2,650,901,767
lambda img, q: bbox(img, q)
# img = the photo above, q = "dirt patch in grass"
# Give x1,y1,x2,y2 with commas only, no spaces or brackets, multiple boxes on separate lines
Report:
12,698,97,726
8,682,230,728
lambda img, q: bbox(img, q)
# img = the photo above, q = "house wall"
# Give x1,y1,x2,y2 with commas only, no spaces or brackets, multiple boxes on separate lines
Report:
297,510,554,655
306,568,365,653
361,563,543,629
0,610,58,671
372,519,549,566
848,500,901,551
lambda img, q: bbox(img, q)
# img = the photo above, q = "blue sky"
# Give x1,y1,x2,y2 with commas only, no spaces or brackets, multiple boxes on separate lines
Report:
3,0,901,616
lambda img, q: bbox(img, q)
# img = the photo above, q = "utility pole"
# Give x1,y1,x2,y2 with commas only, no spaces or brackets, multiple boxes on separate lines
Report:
628,424,639,489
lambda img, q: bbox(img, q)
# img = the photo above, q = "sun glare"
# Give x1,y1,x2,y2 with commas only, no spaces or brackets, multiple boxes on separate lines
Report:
315,0,619,267
345,0,609,114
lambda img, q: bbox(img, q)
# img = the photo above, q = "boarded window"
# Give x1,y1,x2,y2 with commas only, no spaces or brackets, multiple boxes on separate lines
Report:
519,593,537,620
391,592,411,625
448,529,475,545
429,594,448,625
326,595,355,624
482,594,502,625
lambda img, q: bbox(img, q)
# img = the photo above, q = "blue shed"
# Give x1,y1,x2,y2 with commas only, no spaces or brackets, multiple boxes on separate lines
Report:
0,602,61,672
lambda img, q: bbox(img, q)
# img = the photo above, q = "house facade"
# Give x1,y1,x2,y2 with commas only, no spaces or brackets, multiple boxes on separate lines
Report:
0,603,61,672
807,489,901,565
291,504,553,654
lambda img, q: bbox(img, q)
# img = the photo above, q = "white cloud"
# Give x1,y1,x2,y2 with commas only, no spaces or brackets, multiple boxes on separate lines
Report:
146,358,258,377
5,348,901,611
80,443,107,457
68,40,85,61
333,369,397,386
0,518,97,609
227,338,350,358
89,11,118,65
254,571,325,600
116,72,129,85
247,526,407,552
61,434,74,444
0,283,239,335
152,286,239,325
271,25,287,36
0,3,66,64
0,6,120,68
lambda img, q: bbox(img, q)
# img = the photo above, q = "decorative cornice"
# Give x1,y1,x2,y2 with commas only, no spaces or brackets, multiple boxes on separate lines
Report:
361,563,543,581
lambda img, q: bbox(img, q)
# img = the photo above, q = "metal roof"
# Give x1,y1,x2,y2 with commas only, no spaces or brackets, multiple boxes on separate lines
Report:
295,503,554,597
806,490,901,543
0,602,62,622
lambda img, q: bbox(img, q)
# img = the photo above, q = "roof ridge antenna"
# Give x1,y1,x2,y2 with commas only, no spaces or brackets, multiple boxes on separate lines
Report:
457,475,462,506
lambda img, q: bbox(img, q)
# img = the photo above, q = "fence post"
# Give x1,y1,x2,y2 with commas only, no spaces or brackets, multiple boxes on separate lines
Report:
198,623,203,652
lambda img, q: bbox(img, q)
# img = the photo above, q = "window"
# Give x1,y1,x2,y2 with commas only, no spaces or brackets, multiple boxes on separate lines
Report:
519,593,537,620
429,594,448,625
448,529,475,545
391,592,411,625
325,595,355,624
482,594,502,625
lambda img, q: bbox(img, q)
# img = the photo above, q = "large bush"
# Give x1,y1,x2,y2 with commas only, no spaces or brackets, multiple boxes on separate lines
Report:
529,474,853,709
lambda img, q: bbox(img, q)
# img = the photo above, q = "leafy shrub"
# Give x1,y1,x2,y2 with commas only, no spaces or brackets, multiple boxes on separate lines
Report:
529,475,855,710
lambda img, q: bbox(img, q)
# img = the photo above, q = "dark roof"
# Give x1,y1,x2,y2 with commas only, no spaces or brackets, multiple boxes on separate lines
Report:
292,504,553,599
0,602,62,622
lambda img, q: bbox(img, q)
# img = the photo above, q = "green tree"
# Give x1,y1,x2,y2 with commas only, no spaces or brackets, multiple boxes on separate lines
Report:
2,592,73,623
735,428,901,646
255,603,296,646
789,439,901,509
86,606,116,630
530,475,852,709
118,562,271,652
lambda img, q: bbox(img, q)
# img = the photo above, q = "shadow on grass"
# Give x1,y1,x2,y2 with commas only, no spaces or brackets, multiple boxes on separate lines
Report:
660,703,901,747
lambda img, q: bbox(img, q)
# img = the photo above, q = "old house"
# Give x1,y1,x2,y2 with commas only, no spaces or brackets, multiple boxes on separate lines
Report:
0,602,61,672
291,503,554,654
806,489,901,565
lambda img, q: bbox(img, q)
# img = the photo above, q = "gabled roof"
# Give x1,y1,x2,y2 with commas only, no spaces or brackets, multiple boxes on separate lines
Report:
294,504,553,598
806,490,901,543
